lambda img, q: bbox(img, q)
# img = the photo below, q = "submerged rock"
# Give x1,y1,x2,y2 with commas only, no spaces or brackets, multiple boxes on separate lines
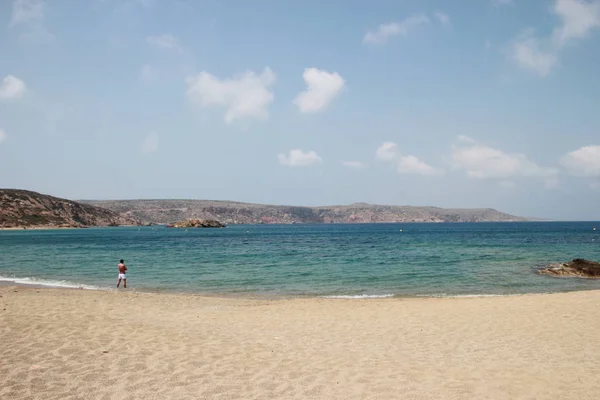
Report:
538,259,600,278
166,219,226,228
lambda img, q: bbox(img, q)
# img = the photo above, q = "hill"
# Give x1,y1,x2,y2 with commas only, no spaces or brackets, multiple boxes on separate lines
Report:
0,189,140,228
82,199,531,225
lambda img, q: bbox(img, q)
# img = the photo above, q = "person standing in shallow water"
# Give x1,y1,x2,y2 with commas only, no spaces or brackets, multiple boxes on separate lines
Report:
117,259,127,288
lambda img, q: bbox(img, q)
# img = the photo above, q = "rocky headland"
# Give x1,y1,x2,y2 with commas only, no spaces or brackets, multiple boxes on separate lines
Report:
538,259,600,278
82,199,532,225
0,189,140,229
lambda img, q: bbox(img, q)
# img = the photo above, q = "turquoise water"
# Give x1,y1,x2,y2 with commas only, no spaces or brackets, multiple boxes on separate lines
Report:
1,222,599,297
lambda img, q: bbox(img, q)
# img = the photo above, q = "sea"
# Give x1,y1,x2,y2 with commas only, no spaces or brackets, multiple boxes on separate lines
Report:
1,222,599,298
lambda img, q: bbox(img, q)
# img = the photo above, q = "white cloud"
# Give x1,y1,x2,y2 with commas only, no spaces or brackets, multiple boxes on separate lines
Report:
146,34,183,53
9,0,54,44
18,24,54,44
510,0,600,76
434,11,450,25
452,138,558,181
113,0,156,15
510,31,558,77
342,161,367,170
0,129,7,144
133,0,155,8
139,64,158,82
553,0,600,46
544,177,560,189
140,132,159,154
397,155,444,176
457,135,476,144
375,142,398,161
561,145,600,176
0,75,26,100
363,15,430,45
376,141,443,176
10,0,45,27
293,68,345,113
278,149,323,167
186,67,276,124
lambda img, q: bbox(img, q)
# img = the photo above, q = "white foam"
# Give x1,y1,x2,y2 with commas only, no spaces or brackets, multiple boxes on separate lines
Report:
417,293,531,298
325,293,541,299
0,275,105,291
321,294,395,299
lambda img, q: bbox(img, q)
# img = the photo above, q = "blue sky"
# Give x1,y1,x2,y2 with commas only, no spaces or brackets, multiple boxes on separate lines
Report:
1,0,599,220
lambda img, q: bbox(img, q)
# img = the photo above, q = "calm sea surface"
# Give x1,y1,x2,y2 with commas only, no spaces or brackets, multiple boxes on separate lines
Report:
1,222,599,297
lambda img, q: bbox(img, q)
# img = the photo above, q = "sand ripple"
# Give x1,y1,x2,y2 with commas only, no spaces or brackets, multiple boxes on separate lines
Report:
1,287,600,399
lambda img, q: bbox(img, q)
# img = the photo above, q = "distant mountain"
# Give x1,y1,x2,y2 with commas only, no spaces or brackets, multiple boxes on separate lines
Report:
0,189,140,228
82,199,532,225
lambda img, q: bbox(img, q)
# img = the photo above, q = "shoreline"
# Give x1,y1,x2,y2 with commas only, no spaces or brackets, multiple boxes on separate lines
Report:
3,282,600,308
0,224,142,230
7,283,600,300
2,276,598,300
2,285,600,399
3,221,583,231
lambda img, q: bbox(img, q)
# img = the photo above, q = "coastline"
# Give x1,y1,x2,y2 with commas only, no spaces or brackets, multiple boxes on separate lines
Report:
0,225,142,230
2,273,598,300
2,267,599,300
2,286,600,399
0,226,71,230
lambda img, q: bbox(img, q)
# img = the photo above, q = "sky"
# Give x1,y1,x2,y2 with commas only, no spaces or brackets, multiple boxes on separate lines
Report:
0,0,599,220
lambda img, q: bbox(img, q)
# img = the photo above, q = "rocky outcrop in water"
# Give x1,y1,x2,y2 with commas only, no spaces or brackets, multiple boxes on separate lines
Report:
82,199,533,225
538,259,600,278
166,219,226,228
0,189,141,228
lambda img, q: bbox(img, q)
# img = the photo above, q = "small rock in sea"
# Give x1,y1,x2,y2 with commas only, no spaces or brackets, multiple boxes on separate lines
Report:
538,258,600,278
166,219,226,228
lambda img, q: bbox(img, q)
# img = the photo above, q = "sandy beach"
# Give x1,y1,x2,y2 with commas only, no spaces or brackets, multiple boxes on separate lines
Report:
1,287,599,400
